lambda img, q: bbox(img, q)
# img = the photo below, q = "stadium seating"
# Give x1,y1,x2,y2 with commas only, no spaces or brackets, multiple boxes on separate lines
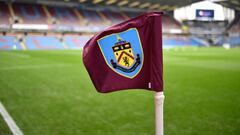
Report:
63,35,91,49
12,3,47,24
218,13,240,47
101,10,127,24
2,2,238,50
229,36,240,47
0,2,11,27
162,15,182,32
78,8,104,26
0,2,184,33
0,36,22,50
163,35,205,48
213,35,240,47
0,34,209,50
47,6,80,25
120,12,183,33
184,20,228,34
124,11,142,18
24,35,64,50
228,14,240,37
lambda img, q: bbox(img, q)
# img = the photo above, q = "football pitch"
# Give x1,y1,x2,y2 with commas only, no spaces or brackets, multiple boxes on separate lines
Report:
0,47,240,135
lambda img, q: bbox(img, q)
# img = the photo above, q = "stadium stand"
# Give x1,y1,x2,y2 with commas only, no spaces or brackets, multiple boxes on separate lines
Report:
0,2,11,28
124,11,142,18
0,1,239,50
228,13,240,37
12,3,48,24
63,35,91,49
215,12,240,47
0,35,22,50
101,10,128,24
24,35,64,50
78,8,105,26
121,12,183,33
47,6,80,25
183,20,228,35
229,23,240,36
215,36,240,47
163,35,206,48
229,36,240,47
227,12,240,47
162,15,182,32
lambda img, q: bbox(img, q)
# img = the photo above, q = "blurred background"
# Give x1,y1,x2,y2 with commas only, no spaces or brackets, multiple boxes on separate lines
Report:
0,0,239,49
0,0,240,135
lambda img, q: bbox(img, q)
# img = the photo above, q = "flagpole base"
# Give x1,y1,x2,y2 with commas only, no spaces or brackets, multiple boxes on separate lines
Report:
155,91,165,135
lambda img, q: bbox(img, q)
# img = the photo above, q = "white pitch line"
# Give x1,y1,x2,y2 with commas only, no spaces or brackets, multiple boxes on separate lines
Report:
0,102,24,135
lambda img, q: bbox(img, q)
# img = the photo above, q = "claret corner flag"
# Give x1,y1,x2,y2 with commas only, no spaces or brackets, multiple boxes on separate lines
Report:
83,12,163,93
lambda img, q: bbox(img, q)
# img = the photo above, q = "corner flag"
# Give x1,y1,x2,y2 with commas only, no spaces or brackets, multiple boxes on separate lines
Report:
83,12,163,93
83,12,165,135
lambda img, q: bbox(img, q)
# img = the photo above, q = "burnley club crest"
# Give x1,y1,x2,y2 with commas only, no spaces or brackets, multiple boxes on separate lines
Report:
98,28,144,78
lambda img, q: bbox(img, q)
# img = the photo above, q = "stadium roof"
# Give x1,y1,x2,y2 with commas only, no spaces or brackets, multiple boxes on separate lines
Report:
77,0,203,11
215,0,240,11
2,0,239,11
1,0,202,11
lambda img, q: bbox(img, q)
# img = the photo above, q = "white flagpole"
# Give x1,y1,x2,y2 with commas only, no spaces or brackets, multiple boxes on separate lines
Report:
155,91,165,135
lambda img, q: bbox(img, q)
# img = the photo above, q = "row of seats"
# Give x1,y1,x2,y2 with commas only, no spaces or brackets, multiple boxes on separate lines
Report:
163,36,206,48
228,14,240,36
0,35,207,50
0,2,130,26
228,36,240,46
0,2,181,31
183,20,228,34
0,36,22,50
0,35,89,50
162,15,181,29
214,35,240,46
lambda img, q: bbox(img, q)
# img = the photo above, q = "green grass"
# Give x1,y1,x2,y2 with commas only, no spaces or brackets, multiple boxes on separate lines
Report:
0,47,240,135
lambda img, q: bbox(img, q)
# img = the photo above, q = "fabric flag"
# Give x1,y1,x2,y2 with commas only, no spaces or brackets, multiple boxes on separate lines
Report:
83,12,163,93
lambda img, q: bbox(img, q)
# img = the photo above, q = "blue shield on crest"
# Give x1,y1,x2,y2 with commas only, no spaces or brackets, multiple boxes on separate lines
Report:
97,28,144,78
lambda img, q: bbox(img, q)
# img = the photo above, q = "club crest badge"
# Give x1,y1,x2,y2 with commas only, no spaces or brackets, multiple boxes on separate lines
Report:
98,28,144,78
